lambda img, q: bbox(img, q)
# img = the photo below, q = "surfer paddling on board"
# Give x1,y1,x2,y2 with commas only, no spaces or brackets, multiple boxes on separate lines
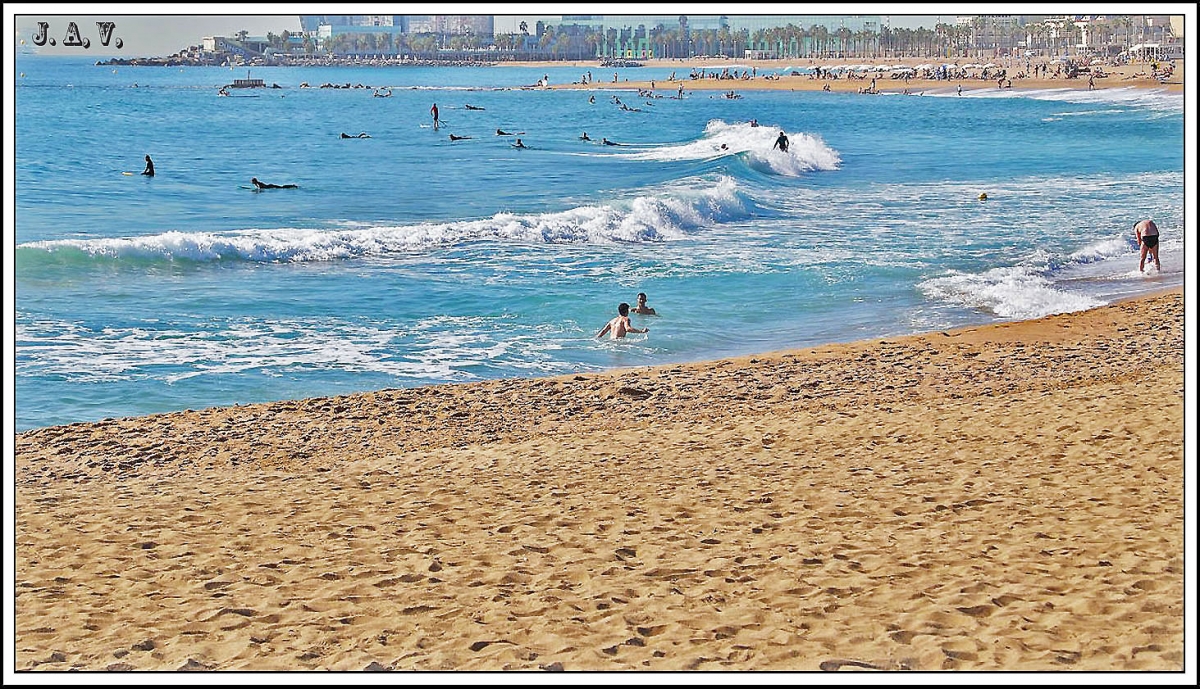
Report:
251,177,298,190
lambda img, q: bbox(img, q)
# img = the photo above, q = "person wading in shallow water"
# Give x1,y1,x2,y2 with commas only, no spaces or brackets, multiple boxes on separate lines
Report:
1134,218,1161,272
773,131,789,153
596,302,648,339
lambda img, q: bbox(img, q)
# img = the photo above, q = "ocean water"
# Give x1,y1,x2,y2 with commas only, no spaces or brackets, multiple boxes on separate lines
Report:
13,57,1186,431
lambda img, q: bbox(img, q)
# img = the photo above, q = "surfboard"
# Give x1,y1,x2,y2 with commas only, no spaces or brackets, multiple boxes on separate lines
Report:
122,171,134,176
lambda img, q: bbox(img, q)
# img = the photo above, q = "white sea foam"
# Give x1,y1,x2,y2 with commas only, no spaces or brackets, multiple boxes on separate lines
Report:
605,119,841,176
941,85,1182,114
919,265,1105,320
15,314,578,384
17,178,750,264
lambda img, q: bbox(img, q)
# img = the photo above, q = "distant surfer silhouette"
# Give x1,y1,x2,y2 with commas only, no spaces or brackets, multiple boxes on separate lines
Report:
251,177,298,190
340,132,370,138
141,155,155,177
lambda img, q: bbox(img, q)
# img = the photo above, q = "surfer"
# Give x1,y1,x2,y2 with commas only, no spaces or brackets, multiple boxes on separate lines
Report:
250,177,298,190
430,102,440,130
464,103,485,110
496,128,523,136
596,303,648,340
340,132,371,138
580,132,591,141
512,138,528,149
141,155,155,177
449,134,472,141
601,138,622,146
773,131,790,153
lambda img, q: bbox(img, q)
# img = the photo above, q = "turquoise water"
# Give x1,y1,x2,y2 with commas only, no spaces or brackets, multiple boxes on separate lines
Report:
13,57,1185,431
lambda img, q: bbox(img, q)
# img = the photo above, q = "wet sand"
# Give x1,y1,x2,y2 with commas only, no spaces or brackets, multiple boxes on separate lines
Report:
13,289,1184,672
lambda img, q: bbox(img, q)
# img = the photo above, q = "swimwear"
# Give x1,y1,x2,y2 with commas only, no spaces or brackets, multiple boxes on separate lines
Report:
1142,235,1159,249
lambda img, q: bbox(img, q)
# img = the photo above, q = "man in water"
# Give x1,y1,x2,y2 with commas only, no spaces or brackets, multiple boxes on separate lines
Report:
251,177,298,190
449,134,472,141
773,131,789,153
631,292,657,315
512,138,527,149
596,302,649,339
340,132,370,138
430,103,440,130
601,138,621,146
1135,218,1161,272
580,132,591,141
141,154,155,176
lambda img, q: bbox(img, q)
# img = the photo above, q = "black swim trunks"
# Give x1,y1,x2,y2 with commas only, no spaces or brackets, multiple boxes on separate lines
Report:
1142,235,1159,249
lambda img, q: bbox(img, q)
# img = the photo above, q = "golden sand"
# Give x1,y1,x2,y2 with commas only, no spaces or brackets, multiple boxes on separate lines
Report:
14,289,1184,672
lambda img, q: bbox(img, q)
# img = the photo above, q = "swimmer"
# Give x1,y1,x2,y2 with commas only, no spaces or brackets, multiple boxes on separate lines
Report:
631,292,657,315
596,302,648,339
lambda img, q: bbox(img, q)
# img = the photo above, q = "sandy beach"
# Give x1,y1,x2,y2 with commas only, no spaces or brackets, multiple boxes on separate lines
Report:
13,288,1184,672
539,56,1184,95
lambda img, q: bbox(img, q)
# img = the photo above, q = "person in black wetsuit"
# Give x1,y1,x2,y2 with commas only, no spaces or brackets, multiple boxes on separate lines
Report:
141,155,155,176
773,131,789,153
251,177,298,189
340,132,370,138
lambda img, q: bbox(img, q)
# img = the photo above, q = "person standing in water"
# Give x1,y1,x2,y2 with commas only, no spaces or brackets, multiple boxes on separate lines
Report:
430,103,440,130
1134,218,1161,272
773,131,789,153
631,292,657,315
596,302,648,339
141,154,155,176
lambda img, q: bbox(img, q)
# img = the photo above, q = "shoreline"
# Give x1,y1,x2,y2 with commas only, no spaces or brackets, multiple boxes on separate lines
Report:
14,288,1184,670
534,56,1184,94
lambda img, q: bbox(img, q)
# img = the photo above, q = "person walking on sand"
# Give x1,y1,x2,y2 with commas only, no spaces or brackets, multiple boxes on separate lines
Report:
430,103,440,130
631,292,657,315
596,302,648,339
1135,218,1161,272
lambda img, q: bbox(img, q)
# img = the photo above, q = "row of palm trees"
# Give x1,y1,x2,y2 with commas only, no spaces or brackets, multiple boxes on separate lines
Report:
272,17,1171,61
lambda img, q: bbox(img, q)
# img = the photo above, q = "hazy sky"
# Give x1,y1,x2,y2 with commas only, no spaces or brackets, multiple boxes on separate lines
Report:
13,12,301,57
10,6,1147,58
